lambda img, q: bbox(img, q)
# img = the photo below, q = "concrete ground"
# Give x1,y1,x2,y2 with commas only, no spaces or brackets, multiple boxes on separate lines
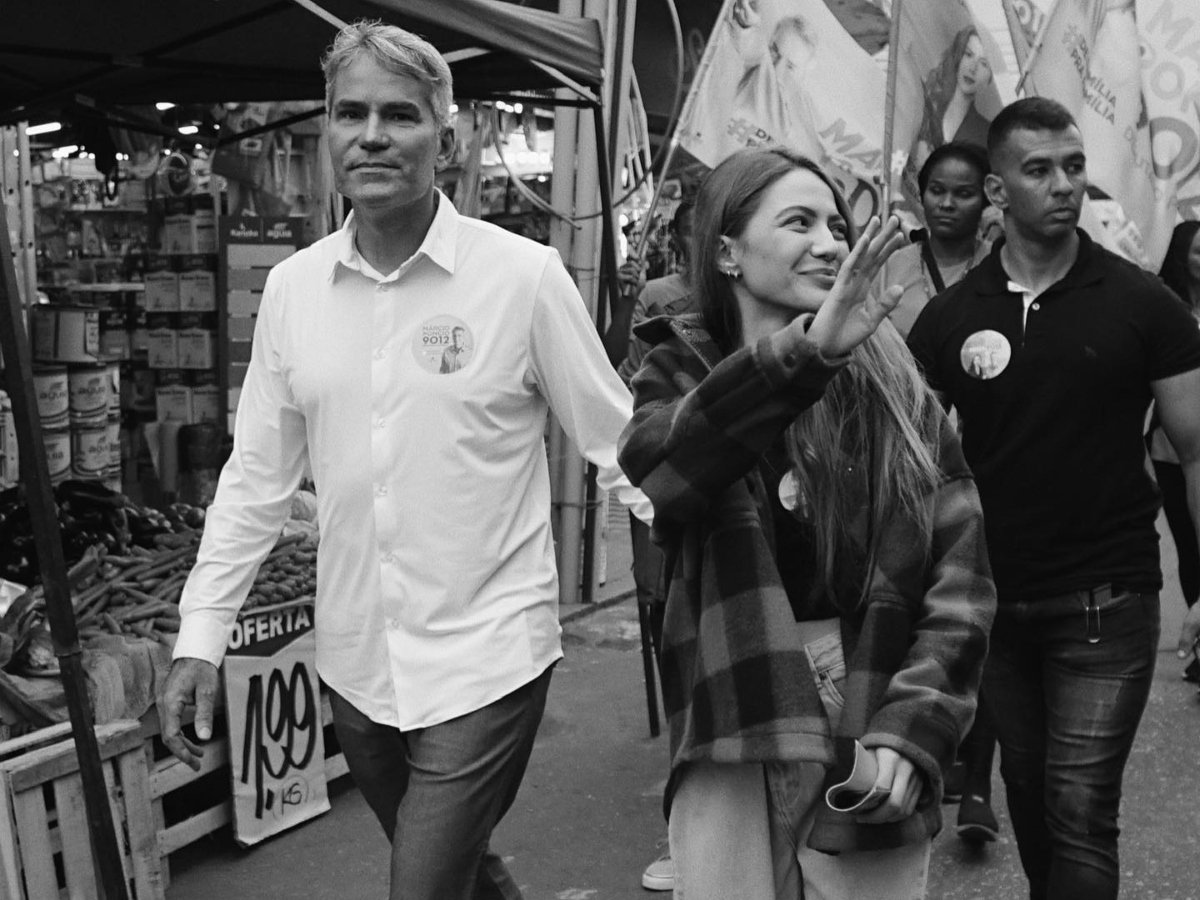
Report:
165,505,1200,899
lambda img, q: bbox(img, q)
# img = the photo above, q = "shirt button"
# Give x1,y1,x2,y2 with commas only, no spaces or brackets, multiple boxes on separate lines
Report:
1031,302,1040,311
784,353,798,367
373,348,384,360
387,617,400,630
375,418,385,429
375,484,388,497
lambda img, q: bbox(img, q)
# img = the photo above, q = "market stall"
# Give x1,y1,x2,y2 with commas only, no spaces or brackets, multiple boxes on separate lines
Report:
0,2,626,897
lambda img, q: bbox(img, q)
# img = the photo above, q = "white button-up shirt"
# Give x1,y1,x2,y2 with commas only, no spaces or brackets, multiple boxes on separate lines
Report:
175,193,651,729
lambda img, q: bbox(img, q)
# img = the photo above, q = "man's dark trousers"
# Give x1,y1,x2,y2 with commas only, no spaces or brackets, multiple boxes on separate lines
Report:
982,589,1159,900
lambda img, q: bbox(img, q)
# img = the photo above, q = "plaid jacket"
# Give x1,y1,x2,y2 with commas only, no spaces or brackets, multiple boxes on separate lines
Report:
618,314,996,853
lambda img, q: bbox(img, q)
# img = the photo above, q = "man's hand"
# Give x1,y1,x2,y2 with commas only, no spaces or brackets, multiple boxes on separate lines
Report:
854,746,925,824
159,657,220,771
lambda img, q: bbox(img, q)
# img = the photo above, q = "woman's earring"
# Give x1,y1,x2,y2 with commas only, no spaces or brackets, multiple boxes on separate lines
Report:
724,265,742,280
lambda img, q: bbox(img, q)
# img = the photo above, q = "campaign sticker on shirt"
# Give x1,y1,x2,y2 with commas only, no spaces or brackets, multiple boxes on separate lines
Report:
959,330,1011,380
413,316,474,374
778,470,799,511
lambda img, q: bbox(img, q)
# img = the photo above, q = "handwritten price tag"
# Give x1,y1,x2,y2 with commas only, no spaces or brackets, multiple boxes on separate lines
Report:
223,600,330,846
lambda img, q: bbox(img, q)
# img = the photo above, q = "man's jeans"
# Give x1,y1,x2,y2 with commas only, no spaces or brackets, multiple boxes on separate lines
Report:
328,665,553,900
983,589,1159,900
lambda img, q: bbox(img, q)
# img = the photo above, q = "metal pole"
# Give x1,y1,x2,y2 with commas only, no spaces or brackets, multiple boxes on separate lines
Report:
633,0,734,258
0,216,130,897
1015,0,1062,96
556,0,592,606
880,0,904,215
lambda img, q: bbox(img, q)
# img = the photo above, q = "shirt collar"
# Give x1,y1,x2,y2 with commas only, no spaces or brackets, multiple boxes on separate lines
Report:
329,188,459,282
978,228,1104,297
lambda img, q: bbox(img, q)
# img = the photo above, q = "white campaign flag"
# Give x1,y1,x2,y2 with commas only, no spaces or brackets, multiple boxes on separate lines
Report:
675,0,888,225
1002,0,1049,68
886,0,1008,217
1024,0,1189,267
1138,0,1200,228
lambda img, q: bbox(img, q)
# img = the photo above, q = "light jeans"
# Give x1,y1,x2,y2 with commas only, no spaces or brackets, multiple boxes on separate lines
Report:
667,624,931,900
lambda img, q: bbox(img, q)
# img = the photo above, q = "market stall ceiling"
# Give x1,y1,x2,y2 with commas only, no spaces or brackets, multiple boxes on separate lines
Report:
0,0,604,125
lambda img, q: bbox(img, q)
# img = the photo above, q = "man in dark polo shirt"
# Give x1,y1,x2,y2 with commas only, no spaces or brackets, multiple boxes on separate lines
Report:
908,97,1200,900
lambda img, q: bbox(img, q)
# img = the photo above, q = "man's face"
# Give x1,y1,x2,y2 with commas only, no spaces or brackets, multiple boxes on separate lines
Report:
451,328,464,348
986,125,1087,243
327,54,452,214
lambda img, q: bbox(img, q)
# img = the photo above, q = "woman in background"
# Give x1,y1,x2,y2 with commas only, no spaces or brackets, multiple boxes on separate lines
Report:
619,147,995,899
884,139,1001,844
1149,220,1200,682
881,141,992,338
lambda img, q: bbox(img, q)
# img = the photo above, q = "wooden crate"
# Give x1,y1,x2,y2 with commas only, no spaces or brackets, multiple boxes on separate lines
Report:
0,692,347,897
0,719,164,900
143,689,346,888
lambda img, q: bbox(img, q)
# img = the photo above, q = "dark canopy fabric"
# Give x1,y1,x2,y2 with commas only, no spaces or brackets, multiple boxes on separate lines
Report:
0,0,604,123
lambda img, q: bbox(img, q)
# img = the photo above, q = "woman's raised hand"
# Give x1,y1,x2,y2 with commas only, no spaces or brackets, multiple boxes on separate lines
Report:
805,215,906,357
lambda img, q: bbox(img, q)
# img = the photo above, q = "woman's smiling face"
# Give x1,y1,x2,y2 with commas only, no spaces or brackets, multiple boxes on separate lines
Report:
725,167,850,321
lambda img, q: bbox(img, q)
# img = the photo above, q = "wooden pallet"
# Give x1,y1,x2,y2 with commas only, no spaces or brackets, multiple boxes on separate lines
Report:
0,719,164,900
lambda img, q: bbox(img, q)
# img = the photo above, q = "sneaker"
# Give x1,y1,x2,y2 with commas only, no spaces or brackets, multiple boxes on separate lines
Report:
1183,657,1200,684
942,761,966,804
641,853,674,892
956,794,1000,844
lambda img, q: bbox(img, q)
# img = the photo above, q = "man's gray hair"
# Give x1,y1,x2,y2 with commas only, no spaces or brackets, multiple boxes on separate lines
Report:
322,20,455,130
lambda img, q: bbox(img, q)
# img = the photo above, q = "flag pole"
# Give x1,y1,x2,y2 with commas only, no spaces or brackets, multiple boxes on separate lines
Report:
1015,0,1063,96
880,0,904,216
1000,0,1031,72
634,0,738,257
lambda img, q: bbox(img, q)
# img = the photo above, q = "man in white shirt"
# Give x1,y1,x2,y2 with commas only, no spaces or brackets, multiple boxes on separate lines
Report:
159,20,650,899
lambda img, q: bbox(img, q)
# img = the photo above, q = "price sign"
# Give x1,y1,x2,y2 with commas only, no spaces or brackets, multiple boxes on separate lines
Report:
223,599,329,846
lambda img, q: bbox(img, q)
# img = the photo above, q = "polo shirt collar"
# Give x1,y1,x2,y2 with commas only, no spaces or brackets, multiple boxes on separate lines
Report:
976,228,1104,297
329,188,459,281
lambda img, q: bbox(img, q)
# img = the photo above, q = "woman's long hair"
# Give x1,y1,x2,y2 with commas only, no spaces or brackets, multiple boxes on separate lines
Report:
1160,220,1200,311
692,147,943,609
923,26,979,119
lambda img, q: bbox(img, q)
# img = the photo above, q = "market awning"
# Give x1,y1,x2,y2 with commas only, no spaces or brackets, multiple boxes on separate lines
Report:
0,0,605,125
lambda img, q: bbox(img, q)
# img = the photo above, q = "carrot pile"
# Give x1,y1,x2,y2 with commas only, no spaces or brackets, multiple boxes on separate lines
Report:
4,532,317,661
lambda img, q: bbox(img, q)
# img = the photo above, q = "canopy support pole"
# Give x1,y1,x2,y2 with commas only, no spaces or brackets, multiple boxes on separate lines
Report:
0,217,129,899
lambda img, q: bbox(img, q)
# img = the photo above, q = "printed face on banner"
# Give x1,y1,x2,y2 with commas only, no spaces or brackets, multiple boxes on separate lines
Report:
891,2,1006,221
677,0,888,227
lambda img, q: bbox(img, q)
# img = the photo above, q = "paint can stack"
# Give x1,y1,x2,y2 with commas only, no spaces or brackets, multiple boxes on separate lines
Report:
67,363,111,481
28,298,136,487
33,365,71,484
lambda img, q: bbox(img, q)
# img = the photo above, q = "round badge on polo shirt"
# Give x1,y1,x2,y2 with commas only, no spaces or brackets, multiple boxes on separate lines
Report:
413,315,475,375
959,330,1011,380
